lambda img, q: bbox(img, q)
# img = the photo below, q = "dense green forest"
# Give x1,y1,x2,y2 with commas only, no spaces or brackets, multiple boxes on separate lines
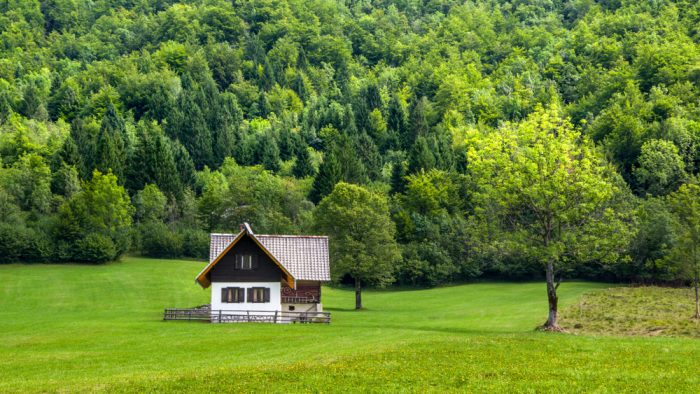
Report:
1,0,700,287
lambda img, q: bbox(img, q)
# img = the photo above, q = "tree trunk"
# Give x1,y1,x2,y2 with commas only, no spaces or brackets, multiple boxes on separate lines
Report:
542,261,561,331
355,277,362,310
693,268,699,319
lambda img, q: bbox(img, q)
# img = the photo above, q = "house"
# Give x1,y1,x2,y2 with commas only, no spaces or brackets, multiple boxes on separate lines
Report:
191,222,331,323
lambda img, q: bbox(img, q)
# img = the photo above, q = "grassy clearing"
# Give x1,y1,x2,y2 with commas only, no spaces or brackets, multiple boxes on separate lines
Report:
560,286,700,338
0,258,698,392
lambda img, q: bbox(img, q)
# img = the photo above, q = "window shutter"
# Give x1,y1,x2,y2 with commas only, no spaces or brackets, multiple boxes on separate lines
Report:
264,288,270,303
247,288,253,303
221,288,228,303
252,254,259,269
237,287,244,303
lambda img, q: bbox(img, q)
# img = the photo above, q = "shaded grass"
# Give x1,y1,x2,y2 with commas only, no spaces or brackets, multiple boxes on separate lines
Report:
0,258,698,392
560,286,700,337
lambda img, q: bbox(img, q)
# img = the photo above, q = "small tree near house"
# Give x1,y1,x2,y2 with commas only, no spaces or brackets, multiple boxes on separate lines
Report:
314,182,400,309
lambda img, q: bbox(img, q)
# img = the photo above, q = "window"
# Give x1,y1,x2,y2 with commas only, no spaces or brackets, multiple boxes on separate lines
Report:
247,287,270,303
221,287,244,303
234,254,256,270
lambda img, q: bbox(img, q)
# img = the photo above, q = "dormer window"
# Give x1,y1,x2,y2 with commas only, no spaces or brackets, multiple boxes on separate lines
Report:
234,254,257,270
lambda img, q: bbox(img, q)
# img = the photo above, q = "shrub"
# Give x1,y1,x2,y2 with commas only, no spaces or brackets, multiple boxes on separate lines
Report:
179,228,209,259
139,222,182,258
74,233,117,264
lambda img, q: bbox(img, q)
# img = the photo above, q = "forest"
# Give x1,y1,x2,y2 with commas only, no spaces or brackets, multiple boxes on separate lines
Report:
1,0,700,288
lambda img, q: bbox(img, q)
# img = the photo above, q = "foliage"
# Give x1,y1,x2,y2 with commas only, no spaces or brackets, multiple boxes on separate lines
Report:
467,105,629,328
1,0,700,287
314,182,400,305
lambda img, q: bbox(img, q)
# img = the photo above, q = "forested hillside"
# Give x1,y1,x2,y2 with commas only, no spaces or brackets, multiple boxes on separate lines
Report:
2,0,700,286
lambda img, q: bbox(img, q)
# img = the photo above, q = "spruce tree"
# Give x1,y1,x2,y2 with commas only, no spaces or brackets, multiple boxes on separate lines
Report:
387,94,407,137
408,136,436,174
171,90,213,170
259,135,281,173
356,132,382,181
405,96,430,149
293,146,315,178
172,140,196,189
94,104,126,180
390,159,407,195
309,150,342,204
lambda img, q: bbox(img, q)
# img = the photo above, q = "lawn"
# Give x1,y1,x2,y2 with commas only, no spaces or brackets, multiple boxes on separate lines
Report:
0,258,698,393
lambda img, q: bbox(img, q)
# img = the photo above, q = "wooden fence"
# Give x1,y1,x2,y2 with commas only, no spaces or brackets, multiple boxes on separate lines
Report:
163,308,331,324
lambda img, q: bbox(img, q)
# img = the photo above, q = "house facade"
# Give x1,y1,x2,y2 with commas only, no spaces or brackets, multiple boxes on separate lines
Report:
194,223,330,323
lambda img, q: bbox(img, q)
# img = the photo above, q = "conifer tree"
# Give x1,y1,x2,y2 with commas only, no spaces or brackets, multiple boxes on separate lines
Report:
293,146,315,178
309,150,342,204
390,159,407,195
408,136,436,174
259,135,281,172
387,94,407,138
94,104,126,180
171,89,213,170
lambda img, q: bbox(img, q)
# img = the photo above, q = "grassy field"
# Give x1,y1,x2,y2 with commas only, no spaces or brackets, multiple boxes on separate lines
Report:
1,258,699,393
560,286,700,338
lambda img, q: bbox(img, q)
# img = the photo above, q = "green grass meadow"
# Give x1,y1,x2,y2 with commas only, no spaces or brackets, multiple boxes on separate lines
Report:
1,258,698,392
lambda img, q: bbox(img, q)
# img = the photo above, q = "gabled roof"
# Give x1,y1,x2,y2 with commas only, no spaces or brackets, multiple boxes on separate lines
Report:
195,223,330,289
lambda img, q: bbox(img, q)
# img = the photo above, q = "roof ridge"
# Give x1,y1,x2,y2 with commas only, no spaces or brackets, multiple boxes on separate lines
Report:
256,234,328,239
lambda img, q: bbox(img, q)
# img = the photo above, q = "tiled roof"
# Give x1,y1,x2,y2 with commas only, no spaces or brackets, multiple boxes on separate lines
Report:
208,228,331,282
256,235,331,281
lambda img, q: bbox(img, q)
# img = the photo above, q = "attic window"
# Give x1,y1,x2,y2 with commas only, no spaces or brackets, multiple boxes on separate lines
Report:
234,254,257,270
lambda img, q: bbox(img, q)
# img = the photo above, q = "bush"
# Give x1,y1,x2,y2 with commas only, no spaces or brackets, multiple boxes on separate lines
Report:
74,233,117,264
179,228,209,259
139,222,182,258
0,223,54,263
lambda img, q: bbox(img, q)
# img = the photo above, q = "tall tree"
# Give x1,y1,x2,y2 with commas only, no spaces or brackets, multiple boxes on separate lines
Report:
94,104,126,180
314,182,400,309
292,146,316,178
667,180,700,319
309,150,341,204
468,105,626,330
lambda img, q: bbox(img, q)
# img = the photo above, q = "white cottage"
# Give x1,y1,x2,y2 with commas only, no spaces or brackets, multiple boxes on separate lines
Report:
192,223,331,323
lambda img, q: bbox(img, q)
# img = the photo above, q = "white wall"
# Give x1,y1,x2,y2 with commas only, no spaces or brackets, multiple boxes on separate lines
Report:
210,282,281,312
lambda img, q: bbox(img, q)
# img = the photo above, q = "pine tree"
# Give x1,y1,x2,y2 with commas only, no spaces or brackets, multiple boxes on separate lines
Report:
211,93,241,167
258,135,281,173
309,150,342,204
170,89,213,170
356,132,382,181
405,96,431,149
387,94,407,137
408,136,436,174
172,139,196,189
390,159,407,195
335,135,368,185
293,146,315,178
94,104,126,180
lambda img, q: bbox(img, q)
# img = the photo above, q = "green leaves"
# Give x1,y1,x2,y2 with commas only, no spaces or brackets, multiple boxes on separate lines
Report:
314,182,400,287
468,105,627,268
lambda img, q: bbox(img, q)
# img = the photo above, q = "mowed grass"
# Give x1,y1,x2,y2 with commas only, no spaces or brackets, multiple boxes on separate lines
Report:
0,258,698,393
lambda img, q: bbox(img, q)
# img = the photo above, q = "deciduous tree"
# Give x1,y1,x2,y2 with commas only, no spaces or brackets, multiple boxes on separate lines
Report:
314,182,400,309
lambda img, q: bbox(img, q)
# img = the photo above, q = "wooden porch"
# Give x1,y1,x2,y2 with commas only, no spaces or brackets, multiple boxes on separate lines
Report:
163,307,331,324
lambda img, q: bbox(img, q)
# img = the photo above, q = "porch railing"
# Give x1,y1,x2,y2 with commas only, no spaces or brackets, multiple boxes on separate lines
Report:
281,296,318,304
163,308,330,324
